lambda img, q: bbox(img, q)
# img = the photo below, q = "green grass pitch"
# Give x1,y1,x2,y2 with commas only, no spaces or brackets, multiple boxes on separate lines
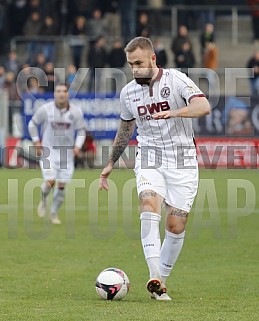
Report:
0,168,258,321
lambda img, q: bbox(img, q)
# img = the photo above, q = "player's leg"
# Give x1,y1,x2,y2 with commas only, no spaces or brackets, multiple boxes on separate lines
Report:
38,161,56,217
151,209,186,301
140,188,164,281
135,164,168,298
50,182,65,224
159,205,188,289
37,179,55,217
50,163,74,224
140,191,172,301
159,167,198,291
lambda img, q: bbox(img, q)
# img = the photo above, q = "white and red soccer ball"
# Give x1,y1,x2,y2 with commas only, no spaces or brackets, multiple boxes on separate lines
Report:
95,268,130,300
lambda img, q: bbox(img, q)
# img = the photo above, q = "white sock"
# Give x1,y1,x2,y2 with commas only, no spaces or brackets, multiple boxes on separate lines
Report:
159,230,185,287
50,187,65,216
140,212,161,279
41,182,51,201
146,257,160,279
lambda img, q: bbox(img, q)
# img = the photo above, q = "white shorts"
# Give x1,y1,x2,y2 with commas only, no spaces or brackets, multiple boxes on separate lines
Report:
39,160,74,183
134,162,198,212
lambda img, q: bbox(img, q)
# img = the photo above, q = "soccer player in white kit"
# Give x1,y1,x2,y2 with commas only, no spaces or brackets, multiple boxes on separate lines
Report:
99,37,211,300
28,83,86,224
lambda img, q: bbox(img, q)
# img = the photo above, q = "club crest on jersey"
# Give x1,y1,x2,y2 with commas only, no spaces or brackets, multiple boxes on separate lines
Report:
160,86,170,98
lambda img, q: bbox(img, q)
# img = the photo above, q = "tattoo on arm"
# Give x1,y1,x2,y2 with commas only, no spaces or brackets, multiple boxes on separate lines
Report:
170,208,189,218
109,120,135,164
139,191,157,200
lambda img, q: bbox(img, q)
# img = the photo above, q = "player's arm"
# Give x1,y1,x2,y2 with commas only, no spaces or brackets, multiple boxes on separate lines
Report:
109,119,136,165
99,118,136,191
28,110,45,157
74,128,86,157
73,110,87,157
153,96,211,120
28,120,42,157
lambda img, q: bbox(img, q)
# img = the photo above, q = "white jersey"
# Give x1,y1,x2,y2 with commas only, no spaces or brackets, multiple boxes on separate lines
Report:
29,101,86,165
120,68,205,168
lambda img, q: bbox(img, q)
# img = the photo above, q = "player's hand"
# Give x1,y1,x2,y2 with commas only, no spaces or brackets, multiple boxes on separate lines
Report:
34,141,43,157
153,111,175,119
74,146,80,157
99,162,113,191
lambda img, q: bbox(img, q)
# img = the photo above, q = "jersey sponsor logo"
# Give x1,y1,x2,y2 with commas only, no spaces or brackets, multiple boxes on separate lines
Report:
160,86,170,98
51,122,71,129
133,98,140,102
137,101,170,122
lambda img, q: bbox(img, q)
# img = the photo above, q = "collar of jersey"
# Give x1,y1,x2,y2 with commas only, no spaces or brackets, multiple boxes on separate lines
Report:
55,103,70,113
148,68,163,97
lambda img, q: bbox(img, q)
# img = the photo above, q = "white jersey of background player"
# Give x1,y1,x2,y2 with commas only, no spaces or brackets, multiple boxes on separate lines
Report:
100,37,211,300
28,83,86,224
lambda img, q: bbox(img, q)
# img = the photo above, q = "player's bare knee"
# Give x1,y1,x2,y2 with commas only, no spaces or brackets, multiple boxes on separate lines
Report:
166,207,188,233
166,223,186,234
57,182,66,189
140,204,158,213
139,199,157,213
47,180,55,188
166,216,186,233
139,190,162,213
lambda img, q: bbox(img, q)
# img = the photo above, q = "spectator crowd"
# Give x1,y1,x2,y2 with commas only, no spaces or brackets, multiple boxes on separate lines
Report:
0,0,257,100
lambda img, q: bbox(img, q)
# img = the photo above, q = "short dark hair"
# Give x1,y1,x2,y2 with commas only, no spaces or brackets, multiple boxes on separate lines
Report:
124,37,154,53
54,83,69,90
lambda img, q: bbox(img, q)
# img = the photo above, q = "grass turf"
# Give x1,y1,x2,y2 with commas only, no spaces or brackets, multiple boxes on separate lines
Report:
0,168,258,321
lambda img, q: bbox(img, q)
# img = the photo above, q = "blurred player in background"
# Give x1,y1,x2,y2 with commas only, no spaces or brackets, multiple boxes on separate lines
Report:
28,83,86,224
99,37,210,300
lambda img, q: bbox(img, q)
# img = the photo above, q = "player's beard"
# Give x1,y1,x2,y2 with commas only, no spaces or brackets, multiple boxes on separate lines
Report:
55,98,69,109
56,103,67,109
134,66,154,85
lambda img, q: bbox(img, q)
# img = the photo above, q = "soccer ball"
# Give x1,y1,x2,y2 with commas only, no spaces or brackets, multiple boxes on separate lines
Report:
95,267,130,300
